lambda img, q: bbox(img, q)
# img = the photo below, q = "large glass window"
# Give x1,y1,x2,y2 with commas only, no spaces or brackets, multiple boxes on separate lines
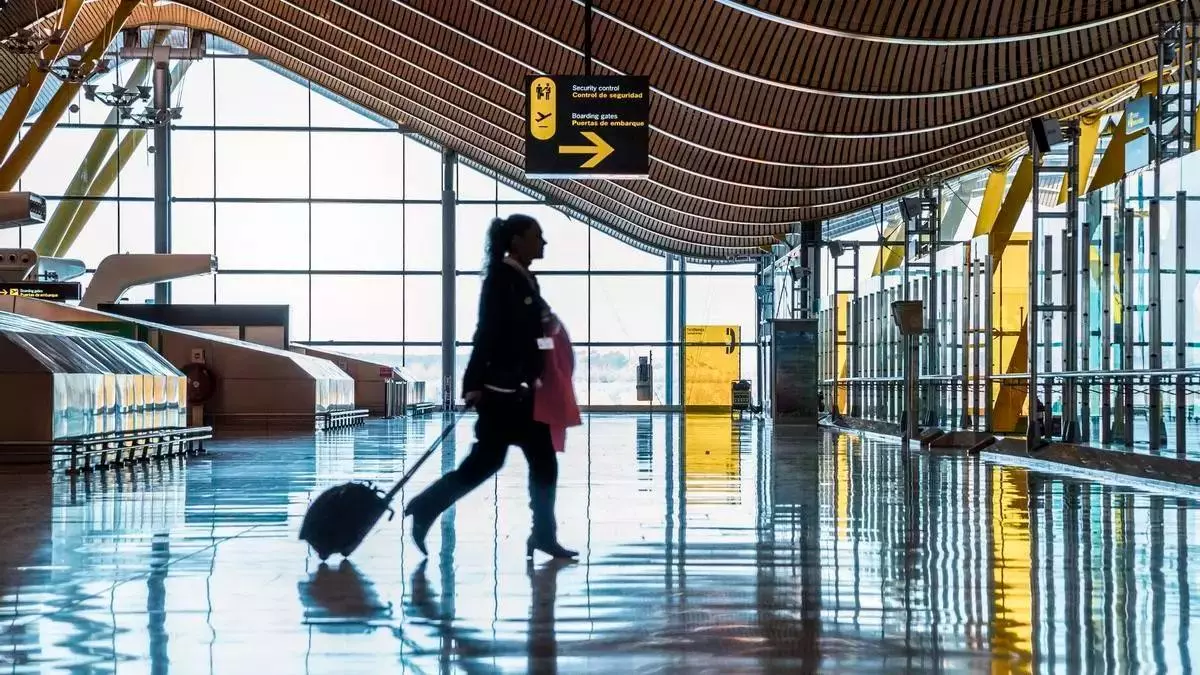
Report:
173,130,216,197
13,36,759,409
685,271,757,342
591,276,666,343
310,204,403,271
214,57,310,127
216,274,311,341
215,131,310,198
406,204,442,271
310,276,405,342
214,202,308,271
310,132,405,201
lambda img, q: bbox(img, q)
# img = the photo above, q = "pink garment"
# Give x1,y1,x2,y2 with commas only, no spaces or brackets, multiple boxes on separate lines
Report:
533,325,582,452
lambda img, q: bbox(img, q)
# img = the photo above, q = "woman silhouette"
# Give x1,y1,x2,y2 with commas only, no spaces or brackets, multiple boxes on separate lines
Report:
404,214,577,560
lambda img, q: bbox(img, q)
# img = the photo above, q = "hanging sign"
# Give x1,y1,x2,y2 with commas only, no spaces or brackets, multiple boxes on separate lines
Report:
524,75,650,179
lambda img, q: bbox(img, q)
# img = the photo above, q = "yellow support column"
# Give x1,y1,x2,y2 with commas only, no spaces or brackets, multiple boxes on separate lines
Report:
0,0,86,161
1087,113,1129,194
36,31,169,256
1057,113,1101,205
973,164,1011,238
53,60,193,257
987,156,1034,258
0,0,140,192
871,219,905,277
53,127,147,257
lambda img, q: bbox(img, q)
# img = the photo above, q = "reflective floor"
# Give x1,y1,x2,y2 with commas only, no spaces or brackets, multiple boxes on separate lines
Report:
1,415,1199,673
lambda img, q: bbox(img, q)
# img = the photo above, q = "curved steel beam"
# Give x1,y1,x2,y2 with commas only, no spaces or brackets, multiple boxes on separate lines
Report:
709,0,1174,46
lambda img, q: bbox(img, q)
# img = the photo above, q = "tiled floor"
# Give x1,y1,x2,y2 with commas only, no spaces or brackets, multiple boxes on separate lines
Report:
1,414,1199,673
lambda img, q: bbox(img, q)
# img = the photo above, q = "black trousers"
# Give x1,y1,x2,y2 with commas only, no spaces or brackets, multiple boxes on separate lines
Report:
407,392,561,541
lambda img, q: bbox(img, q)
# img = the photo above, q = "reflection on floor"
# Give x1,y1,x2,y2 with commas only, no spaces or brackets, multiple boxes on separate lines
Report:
0,415,1198,673
1100,417,1200,461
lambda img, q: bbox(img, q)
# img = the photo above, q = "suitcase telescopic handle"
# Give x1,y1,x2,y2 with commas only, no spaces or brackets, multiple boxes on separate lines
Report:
383,407,469,503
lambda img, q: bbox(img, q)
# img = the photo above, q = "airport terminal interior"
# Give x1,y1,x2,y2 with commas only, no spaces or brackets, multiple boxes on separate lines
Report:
1,0,1200,672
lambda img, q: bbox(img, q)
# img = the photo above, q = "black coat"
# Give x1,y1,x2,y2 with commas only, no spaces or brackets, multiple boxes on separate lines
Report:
462,261,547,395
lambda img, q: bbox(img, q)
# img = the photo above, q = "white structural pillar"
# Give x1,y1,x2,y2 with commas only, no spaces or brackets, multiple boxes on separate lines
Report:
441,150,456,410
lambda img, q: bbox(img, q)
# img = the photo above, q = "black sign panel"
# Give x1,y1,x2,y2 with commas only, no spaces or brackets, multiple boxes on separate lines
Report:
0,282,81,301
524,75,649,179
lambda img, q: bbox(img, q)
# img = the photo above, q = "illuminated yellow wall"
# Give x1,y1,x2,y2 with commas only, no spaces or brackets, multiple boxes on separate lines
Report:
684,325,741,408
991,235,1031,433
835,293,850,414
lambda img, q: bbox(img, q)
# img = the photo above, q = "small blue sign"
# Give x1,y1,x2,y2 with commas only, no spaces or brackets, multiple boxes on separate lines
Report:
1126,96,1152,135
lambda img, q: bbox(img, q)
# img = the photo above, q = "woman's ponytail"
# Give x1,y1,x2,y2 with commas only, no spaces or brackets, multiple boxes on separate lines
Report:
484,217,510,268
483,214,537,268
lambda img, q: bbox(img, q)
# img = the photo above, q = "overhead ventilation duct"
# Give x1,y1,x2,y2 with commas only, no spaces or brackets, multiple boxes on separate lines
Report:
35,257,86,282
81,253,217,308
0,192,46,229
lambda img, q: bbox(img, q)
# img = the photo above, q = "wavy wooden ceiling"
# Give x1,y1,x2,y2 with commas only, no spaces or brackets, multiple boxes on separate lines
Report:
0,0,1191,259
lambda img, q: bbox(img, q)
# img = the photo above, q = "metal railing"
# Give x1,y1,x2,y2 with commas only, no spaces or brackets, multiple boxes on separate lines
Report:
0,425,213,474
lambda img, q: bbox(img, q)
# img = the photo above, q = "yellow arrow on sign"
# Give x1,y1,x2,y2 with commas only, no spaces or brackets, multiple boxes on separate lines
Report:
558,131,614,169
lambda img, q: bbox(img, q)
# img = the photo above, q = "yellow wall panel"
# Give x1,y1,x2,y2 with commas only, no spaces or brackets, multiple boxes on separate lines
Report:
991,236,1031,432
836,293,850,413
684,325,741,408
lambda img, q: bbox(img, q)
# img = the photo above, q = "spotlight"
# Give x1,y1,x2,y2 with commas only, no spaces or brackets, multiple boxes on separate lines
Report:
1163,42,1178,65
1026,117,1064,154
891,301,924,336
898,197,923,222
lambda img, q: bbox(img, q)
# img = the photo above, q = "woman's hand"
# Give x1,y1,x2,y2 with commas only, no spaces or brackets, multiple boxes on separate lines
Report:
463,391,482,405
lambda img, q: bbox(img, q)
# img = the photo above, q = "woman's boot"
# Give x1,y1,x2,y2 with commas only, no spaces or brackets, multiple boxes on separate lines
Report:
404,473,470,556
526,484,577,559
